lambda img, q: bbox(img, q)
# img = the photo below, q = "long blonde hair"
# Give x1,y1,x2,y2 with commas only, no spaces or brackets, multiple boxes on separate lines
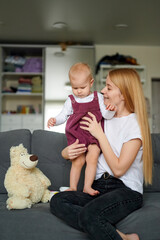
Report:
109,68,153,185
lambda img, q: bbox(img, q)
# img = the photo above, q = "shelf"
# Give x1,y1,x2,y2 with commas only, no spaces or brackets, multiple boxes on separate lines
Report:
1,72,44,76
99,64,146,70
100,77,145,84
2,113,42,116
2,93,43,97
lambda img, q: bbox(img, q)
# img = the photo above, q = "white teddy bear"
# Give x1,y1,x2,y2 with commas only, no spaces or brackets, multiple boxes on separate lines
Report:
4,144,51,210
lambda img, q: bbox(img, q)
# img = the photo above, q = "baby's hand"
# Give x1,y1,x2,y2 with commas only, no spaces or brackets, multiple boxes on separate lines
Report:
106,103,117,112
47,118,56,128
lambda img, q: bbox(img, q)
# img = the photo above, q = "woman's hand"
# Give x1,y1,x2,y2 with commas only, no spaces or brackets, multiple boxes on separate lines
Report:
61,139,87,160
80,112,104,140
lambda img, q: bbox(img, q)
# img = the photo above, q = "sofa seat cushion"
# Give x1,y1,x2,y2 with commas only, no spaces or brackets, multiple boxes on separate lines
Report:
1,192,160,240
0,129,32,194
0,194,89,240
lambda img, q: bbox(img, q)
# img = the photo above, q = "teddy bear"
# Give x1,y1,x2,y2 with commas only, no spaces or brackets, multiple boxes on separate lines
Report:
4,144,51,210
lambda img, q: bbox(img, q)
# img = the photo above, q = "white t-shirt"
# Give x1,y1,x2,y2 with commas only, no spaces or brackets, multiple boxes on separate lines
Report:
55,92,115,125
95,113,143,194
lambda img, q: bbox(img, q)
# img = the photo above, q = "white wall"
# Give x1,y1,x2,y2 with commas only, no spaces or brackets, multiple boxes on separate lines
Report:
44,101,66,133
95,44,160,128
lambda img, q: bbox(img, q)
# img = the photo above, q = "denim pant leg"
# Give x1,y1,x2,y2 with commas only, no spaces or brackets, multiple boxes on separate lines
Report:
50,176,143,240
79,180,143,240
50,191,94,231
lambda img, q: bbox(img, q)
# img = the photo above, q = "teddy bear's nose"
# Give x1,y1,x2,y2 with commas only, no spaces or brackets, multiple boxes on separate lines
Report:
30,155,38,162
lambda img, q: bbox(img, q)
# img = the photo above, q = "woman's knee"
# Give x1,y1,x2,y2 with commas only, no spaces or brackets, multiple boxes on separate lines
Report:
79,202,97,231
50,191,82,215
50,192,62,215
50,192,70,215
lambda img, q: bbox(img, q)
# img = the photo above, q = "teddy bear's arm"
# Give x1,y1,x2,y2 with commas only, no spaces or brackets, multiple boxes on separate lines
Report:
4,168,31,197
34,168,51,187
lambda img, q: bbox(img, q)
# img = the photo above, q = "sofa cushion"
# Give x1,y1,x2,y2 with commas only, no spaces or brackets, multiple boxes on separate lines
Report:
1,192,160,240
144,133,160,192
0,194,89,240
0,129,32,194
32,130,85,191
32,130,68,190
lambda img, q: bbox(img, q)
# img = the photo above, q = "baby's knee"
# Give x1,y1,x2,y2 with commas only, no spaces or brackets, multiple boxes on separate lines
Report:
88,144,100,155
86,147,100,165
73,156,85,167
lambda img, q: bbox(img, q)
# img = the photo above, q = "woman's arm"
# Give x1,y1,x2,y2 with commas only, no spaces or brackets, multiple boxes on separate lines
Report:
61,139,87,160
80,112,142,177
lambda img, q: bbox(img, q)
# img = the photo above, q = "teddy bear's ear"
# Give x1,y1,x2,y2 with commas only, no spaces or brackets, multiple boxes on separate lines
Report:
10,146,15,153
10,146,17,163
19,143,28,153
19,143,24,148
10,143,23,153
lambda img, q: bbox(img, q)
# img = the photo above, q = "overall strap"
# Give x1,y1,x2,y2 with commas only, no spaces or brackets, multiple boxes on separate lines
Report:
69,95,75,102
69,95,77,110
93,91,98,101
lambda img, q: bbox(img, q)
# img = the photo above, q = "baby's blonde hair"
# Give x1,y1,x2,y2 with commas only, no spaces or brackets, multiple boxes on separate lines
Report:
109,68,153,185
69,62,93,81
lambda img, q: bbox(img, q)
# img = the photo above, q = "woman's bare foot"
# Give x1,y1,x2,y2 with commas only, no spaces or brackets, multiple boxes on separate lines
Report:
117,230,139,240
83,187,100,196
125,234,139,240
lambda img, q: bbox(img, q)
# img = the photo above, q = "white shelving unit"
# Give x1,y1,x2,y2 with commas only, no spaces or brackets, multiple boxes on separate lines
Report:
0,45,45,132
97,64,146,91
1,114,43,132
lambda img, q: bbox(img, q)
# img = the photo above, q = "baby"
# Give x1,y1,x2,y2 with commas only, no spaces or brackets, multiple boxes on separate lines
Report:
47,63,116,195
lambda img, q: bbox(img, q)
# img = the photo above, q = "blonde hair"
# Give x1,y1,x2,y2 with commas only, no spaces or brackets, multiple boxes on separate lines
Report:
109,68,153,185
69,62,93,81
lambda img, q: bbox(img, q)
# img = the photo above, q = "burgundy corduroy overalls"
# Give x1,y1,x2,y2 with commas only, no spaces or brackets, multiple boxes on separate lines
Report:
65,91,104,147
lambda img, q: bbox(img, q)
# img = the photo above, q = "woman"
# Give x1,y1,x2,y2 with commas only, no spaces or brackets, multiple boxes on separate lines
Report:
50,68,153,240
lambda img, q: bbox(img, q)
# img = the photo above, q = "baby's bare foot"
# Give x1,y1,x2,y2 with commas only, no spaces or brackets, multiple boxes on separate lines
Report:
83,187,100,196
65,187,76,191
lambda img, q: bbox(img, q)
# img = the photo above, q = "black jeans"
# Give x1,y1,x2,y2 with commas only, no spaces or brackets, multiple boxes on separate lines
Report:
50,173,143,240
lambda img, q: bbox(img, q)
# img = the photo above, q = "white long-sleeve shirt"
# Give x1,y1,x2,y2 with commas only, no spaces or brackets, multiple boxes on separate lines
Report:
55,92,115,126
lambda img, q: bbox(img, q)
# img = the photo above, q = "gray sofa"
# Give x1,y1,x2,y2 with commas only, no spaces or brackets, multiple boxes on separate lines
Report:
0,129,160,240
